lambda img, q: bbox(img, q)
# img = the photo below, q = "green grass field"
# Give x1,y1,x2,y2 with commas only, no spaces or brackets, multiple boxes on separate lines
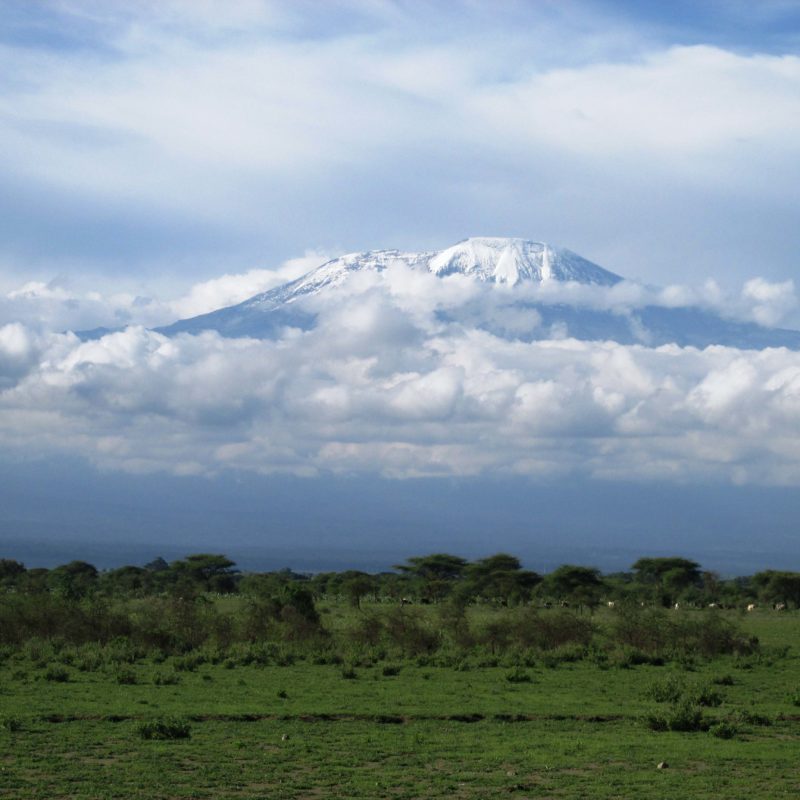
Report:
2,607,800,799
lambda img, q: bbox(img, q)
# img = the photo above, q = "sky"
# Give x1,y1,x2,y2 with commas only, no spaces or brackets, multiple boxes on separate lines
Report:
2,0,800,573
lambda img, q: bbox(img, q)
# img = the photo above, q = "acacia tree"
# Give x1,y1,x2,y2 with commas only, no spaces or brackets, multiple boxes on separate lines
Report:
541,565,605,612
752,571,800,608
48,560,98,601
394,553,468,602
169,554,239,594
463,554,541,606
631,557,701,607
0,559,25,590
337,571,376,609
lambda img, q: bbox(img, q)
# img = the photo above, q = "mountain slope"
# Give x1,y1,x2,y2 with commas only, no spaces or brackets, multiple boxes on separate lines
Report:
156,237,621,338
141,237,800,350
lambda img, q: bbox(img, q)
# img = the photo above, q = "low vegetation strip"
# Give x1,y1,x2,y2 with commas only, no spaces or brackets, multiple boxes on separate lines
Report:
2,552,800,797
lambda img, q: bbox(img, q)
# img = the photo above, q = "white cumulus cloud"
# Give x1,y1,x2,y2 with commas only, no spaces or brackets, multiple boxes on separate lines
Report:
3,276,800,486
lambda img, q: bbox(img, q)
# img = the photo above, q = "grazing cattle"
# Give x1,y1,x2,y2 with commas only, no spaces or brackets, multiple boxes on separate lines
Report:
708,603,719,609
400,597,412,605
774,602,787,611
673,603,680,610
606,601,615,609
746,603,756,612
559,600,570,608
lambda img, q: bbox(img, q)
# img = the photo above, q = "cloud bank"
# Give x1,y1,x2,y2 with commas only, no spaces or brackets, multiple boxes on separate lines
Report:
3,267,800,486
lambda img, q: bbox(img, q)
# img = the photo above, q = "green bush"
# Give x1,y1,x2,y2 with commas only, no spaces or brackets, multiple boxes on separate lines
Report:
115,667,137,685
648,677,723,707
645,699,705,732
173,653,205,672
691,684,723,707
505,667,532,683
153,670,181,686
1,715,22,732
710,721,738,739
43,665,70,683
730,710,771,726
137,717,191,740
648,675,683,703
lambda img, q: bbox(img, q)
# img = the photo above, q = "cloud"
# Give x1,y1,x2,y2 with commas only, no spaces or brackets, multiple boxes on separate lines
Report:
168,250,330,318
0,251,334,332
4,272,800,486
472,46,800,162
1,3,799,286
0,322,41,389
742,278,797,326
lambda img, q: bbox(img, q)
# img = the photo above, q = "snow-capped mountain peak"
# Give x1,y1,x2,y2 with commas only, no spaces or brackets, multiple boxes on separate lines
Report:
146,236,800,351
428,238,621,286
257,237,620,310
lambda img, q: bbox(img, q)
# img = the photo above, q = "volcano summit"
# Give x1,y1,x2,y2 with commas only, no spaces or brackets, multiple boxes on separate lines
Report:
148,238,800,350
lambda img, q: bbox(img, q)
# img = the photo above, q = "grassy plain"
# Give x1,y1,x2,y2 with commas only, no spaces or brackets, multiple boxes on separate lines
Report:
2,606,800,799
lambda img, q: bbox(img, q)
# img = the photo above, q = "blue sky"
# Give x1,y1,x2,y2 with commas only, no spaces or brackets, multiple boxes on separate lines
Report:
2,1,800,571
0,0,799,293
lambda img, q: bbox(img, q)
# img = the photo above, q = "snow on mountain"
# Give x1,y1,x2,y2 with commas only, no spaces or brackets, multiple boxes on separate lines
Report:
428,238,621,286
95,236,800,350
157,238,623,338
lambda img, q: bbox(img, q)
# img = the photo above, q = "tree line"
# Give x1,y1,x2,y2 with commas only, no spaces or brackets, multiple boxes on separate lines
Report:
2,552,800,610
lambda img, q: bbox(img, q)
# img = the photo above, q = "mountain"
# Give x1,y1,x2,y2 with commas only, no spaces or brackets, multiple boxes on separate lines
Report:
125,237,800,349
156,238,621,339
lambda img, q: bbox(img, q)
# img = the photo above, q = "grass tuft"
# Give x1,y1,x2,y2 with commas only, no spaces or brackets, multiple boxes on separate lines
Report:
137,717,191,740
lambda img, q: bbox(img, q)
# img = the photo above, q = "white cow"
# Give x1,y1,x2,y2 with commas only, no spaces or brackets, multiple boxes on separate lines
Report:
746,603,756,612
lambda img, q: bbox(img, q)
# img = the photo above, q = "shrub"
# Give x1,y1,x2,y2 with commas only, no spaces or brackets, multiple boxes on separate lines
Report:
666,699,705,732
514,610,595,651
648,676,683,703
505,667,532,684
173,653,205,672
153,670,181,686
1,715,22,732
612,647,663,669
76,653,104,672
341,665,358,680
382,664,402,677
349,614,384,647
643,711,668,732
730,710,771,726
645,699,705,732
649,677,723,707
384,608,440,655
137,717,191,740
115,667,137,685
44,665,70,683
712,674,735,686
691,684,723,708
710,721,738,739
